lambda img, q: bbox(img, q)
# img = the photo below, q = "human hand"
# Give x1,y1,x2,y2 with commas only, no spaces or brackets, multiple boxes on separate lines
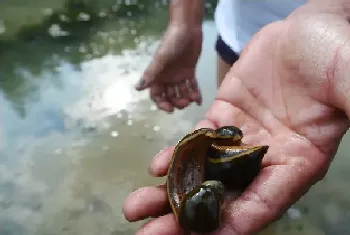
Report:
135,25,203,113
124,2,350,234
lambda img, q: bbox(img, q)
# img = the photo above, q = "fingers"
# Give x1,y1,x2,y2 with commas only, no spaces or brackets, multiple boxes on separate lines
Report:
177,81,191,100
123,186,186,235
150,85,174,113
167,78,202,107
187,77,202,105
138,74,202,112
165,85,190,110
137,214,186,235
135,78,148,91
136,55,167,91
149,84,189,113
123,184,169,222
124,119,217,227
214,141,329,235
124,118,217,222
148,81,201,112
163,79,202,110
149,147,175,177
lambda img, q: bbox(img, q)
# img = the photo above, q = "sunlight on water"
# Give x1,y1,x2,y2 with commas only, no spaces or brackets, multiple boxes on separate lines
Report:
63,52,148,123
0,25,197,235
0,1,349,234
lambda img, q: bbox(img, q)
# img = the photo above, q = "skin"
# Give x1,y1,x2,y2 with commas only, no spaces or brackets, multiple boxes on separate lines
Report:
217,55,232,88
135,0,204,112
135,0,237,111
125,1,350,235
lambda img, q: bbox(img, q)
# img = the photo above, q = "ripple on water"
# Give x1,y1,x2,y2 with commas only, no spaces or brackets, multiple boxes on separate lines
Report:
110,131,119,137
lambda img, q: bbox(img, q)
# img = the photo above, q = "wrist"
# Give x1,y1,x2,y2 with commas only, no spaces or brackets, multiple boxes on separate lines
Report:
167,22,202,35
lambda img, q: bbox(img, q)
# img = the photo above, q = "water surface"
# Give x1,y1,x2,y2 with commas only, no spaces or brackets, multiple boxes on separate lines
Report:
0,1,349,234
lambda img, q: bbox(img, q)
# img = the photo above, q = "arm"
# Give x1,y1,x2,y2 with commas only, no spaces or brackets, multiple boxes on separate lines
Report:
169,0,204,27
134,0,204,113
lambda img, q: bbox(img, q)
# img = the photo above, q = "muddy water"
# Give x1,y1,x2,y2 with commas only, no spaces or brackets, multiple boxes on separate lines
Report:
0,2,350,235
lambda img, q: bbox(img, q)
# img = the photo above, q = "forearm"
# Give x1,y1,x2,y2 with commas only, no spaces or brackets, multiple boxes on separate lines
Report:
169,0,204,27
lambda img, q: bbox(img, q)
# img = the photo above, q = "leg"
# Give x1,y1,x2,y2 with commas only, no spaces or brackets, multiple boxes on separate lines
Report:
216,54,231,88
214,36,240,88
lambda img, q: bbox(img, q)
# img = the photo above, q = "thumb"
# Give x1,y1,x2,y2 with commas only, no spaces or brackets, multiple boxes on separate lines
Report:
135,77,152,91
281,5,350,114
136,56,167,91
135,72,154,91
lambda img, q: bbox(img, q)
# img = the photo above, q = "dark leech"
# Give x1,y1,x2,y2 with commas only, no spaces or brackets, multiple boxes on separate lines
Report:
166,126,269,233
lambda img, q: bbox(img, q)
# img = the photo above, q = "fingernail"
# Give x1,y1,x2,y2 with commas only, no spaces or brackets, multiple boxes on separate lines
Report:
148,166,154,176
136,78,146,89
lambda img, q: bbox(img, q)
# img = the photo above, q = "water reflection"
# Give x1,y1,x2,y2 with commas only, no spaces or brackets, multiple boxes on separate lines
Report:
0,0,349,234
0,10,199,234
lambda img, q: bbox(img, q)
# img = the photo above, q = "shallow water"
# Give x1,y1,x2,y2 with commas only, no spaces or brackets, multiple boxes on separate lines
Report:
0,1,349,234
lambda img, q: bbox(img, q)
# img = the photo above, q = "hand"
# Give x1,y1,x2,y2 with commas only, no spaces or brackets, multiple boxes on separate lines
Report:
135,25,203,113
124,3,350,234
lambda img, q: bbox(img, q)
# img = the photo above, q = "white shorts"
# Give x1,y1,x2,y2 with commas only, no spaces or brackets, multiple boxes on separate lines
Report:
214,0,306,54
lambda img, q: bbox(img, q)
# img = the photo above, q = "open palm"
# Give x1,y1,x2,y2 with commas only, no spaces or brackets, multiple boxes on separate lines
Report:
124,4,350,235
